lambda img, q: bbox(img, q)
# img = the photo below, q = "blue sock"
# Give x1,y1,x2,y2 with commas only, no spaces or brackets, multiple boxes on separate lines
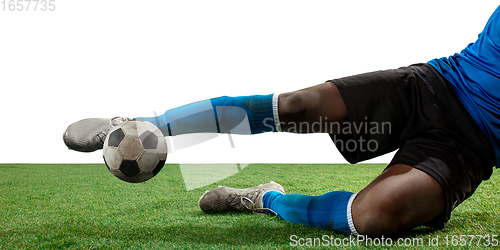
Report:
262,191,357,235
135,94,278,136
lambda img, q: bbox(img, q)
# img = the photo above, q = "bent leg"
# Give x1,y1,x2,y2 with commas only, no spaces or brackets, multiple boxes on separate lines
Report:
262,164,444,236
352,164,445,235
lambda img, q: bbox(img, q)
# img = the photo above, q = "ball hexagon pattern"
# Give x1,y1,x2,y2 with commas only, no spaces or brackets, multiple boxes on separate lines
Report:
103,120,167,183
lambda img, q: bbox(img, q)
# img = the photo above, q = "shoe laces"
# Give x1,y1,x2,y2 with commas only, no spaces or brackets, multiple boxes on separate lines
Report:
240,196,279,217
96,117,129,144
110,117,129,127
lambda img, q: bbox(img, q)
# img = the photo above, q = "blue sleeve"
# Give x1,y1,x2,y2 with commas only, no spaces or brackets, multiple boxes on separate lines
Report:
467,5,500,74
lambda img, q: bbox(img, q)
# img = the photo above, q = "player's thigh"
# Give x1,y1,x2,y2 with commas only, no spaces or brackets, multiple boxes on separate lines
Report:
278,82,348,133
351,164,445,235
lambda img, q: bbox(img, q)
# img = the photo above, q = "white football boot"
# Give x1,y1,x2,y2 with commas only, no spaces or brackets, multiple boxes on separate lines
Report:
63,117,130,152
198,181,285,215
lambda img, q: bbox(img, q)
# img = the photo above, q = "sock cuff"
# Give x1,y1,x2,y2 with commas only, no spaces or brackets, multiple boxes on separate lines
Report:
272,93,282,132
347,192,359,235
262,190,285,217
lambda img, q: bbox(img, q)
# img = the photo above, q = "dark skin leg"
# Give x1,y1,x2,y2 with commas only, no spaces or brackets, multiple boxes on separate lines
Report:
278,82,348,133
278,82,445,235
353,164,444,235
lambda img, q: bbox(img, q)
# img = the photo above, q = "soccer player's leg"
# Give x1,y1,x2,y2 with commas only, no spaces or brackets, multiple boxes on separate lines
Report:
264,163,444,235
63,80,346,152
200,139,485,236
198,163,445,236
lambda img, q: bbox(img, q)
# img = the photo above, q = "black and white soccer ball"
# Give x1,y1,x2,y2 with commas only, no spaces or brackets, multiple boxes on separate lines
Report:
103,120,167,183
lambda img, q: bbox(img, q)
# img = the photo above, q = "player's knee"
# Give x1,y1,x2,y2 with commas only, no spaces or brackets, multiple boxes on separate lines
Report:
279,92,307,118
278,91,321,123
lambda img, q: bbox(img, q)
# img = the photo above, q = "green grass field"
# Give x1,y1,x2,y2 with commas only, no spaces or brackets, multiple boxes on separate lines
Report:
0,164,498,249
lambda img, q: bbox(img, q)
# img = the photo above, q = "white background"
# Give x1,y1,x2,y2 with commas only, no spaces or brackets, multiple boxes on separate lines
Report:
1,0,498,164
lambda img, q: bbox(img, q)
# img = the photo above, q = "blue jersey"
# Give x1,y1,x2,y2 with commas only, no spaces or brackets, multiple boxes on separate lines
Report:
429,5,500,168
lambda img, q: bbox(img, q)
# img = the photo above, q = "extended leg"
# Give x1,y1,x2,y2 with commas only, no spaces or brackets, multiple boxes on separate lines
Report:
63,81,346,152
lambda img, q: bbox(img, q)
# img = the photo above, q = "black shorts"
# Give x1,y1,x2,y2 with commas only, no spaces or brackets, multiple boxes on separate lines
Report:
328,63,495,229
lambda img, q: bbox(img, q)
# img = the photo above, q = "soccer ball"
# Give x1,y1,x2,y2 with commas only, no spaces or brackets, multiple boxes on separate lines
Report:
103,120,167,183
